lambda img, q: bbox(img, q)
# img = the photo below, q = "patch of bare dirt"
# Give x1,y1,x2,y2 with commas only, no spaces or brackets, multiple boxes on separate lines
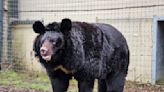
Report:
0,83,164,92
124,82,164,92
0,86,44,92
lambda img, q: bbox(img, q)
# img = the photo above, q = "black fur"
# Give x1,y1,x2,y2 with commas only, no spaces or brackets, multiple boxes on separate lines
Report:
33,21,45,34
32,18,129,92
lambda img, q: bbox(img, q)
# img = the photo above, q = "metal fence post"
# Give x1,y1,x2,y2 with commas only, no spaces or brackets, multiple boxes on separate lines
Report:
0,0,3,70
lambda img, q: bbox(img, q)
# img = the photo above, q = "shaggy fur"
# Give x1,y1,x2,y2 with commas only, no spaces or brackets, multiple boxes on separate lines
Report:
32,18,129,92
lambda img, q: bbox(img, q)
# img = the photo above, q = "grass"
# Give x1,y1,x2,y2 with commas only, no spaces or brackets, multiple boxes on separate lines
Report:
1,70,163,92
0,69,79,92
0,69,51,91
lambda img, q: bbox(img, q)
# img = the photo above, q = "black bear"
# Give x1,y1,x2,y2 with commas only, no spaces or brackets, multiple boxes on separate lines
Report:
32,18,129,92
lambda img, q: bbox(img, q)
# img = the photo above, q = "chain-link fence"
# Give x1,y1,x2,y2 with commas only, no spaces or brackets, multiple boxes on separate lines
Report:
1,0,164,84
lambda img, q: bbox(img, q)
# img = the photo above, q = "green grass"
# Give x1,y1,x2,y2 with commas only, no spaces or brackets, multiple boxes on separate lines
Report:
1,70,163,92
0,70,51,91
0,70,79,92
0,70,97,92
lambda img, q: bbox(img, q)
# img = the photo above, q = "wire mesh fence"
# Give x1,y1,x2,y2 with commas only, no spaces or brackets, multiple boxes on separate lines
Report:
1,0,164,85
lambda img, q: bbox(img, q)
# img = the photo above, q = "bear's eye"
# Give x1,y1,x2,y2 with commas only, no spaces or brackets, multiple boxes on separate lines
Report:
49,39,56,45
49,39,55,43
55,38,62,47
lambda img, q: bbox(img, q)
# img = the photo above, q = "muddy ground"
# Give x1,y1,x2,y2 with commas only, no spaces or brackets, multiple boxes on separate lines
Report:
0,85,43,92
0,84,164,92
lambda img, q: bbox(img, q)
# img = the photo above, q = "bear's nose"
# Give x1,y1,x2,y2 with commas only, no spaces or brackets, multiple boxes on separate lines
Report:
40,47,48,56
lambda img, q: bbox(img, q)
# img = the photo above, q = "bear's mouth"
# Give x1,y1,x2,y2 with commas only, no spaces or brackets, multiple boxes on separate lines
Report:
42,55,52,62
40,47,53,62
40,40,54,62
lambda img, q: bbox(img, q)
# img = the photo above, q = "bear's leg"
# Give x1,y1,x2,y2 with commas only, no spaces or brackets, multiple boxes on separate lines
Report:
50,77,69,92
47,70,71,92
98,79,107,92
105,71,126,92
78,79,94,92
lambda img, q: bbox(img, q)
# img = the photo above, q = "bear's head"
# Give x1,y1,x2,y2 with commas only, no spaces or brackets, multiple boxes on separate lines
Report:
32,18,72,62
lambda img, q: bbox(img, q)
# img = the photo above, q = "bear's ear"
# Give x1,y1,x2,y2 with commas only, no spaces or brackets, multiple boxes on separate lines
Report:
32,21,45,34
60,18,72,33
